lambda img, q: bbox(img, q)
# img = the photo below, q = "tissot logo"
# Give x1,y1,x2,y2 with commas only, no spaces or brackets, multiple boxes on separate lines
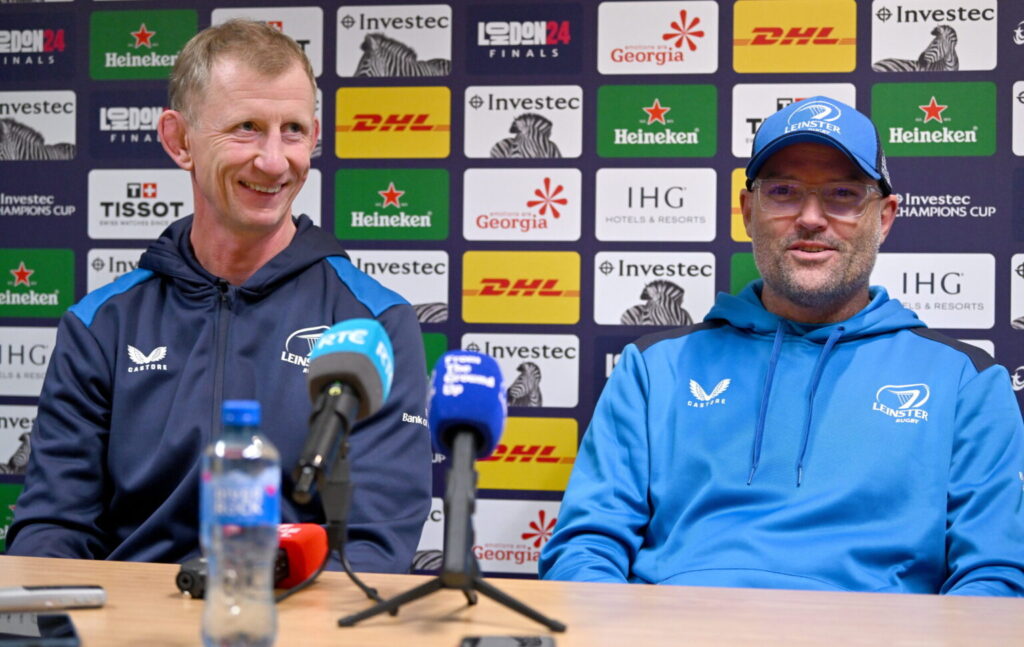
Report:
871,253,994,329
731,83,857,156
88,169,192,240
734,0,856,73
336,5,451,78
463,169,581,241
598,1,718,75
597,85,716,158
463,333,579,408
872,384,930,423
335,169,449,240
872,82,995,157
0,90,76,162
871,0,997,72
462,251,579,324
477,418,577,493
90,10,196,80
595,168,716,242
464,85,582,159
347,250,449,325
280,326,328,372
0,327,57,397
213,8,323,77
336,87,450,158
467,3,582,75
87,248,144,293
0,249,73,319
0,13,74,81
594,252,715,326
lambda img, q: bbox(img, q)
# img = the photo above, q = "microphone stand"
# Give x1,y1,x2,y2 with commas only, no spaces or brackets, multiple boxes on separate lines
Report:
337,432,566,632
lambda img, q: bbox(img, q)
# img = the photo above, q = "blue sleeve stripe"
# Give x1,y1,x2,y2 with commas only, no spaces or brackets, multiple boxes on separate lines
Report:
69,269,154,327
325,256,409,317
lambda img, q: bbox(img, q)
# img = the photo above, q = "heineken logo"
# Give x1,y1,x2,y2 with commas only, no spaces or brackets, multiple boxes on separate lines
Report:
378,182,404,208
90,10,196,79
335,169,449,241
598,84,716,158
918,96,947,123
8,262,33,288
872,81,994,157
0,250,73,318
130,23,156,49
642,98,670,125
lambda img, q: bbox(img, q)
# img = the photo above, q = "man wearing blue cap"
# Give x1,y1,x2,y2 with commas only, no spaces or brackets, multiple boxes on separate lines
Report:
541,96,1024,596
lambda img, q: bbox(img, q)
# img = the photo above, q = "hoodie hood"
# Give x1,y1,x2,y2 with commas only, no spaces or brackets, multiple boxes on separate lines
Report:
705,279,925,342
138,215,348,299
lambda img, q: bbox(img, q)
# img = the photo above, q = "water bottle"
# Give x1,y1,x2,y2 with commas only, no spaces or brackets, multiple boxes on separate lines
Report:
201,400,280,647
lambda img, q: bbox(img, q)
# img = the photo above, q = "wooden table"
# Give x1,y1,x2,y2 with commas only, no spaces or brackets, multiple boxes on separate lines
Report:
1,556,1021,646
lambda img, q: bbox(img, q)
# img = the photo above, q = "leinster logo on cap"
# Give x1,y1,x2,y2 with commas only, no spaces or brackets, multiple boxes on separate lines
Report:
785,99,842,135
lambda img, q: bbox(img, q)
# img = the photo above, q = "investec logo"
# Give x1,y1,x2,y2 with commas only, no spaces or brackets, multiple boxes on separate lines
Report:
88,169,192,240
336,87,450,159
213,7,323,77
462,251,579,324
733,0,856,73
595,168,716,242
0,90,77,160
871,253,994,329
0,327,57,398
593,251,715,326
335,168,448,241
336,4,452,78
872,1,997,73
463,333,580,408
90,10,197,80
731,83,857,156
87,248,144,293
597,1,719,74
347,250,449,319
598,85,716,158
0,249,73,318
463,169,581,241
463,85,583,159
872,82,995,156
477,418,577,492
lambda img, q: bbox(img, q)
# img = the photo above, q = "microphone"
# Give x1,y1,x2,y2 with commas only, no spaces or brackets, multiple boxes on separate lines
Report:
176,523,328,597
428,351,506,582
293,319,394,504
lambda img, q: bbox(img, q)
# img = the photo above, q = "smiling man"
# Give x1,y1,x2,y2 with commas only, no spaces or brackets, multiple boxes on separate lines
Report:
8,21,432,572
541,96,1024,596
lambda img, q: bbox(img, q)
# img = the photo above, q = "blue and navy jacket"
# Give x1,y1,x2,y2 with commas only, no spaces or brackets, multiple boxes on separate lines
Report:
541,281,1024,595
8,215,432,572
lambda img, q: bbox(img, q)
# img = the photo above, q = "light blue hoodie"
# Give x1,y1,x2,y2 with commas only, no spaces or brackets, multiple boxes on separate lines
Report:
540,281,1024,596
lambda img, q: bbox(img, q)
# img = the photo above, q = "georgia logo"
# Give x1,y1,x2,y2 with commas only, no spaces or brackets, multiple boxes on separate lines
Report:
127,345,168,373
872,383,930,423
687,378,730,408
788,100,842,125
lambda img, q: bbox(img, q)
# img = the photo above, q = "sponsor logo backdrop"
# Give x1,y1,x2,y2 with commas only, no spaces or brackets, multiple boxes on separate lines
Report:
3,0,1023,575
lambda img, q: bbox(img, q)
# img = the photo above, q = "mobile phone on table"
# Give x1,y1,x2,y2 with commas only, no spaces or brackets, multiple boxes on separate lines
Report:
0,613,80,647
459,637,555,647
0,587,105,612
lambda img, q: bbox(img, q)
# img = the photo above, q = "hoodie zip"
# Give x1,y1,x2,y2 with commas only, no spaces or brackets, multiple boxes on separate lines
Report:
211,280,232,437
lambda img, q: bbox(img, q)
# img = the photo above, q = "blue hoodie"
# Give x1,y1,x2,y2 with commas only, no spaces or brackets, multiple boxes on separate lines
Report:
8,215,432,572
540,281,1024,595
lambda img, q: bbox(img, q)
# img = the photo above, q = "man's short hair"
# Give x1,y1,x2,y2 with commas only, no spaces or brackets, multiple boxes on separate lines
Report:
168,19,316,124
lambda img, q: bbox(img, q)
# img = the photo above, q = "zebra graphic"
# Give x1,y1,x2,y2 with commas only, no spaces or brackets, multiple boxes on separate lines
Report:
872,25,959,72
490,113,562,159
354,33,450,77
0,433,30,475
413,302,448,324
620,280,694,327
508,362,543,408
411,549,443,572
1011,315,1024,331
0,119,75,161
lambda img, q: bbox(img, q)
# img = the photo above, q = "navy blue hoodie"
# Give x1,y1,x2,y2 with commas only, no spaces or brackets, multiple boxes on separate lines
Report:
8,216,432,572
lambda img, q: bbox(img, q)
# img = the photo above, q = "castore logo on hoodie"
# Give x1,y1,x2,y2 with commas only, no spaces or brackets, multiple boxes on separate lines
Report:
687,378,729,408
872,383,930,423
127,345,167,372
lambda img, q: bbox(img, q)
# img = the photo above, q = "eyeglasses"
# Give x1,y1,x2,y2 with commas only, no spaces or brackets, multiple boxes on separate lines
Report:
752,179,882,220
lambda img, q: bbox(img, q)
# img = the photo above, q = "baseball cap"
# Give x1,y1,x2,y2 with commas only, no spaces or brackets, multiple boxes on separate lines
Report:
745,96,892,196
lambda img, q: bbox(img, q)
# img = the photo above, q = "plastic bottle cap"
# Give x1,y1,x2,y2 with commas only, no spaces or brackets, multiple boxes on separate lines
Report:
222,400,261,426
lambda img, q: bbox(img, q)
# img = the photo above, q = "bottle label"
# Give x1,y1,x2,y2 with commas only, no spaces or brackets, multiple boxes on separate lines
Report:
201,467,281,527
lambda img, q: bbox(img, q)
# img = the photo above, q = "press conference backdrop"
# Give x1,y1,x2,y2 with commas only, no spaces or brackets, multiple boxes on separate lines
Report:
2,0,1024,577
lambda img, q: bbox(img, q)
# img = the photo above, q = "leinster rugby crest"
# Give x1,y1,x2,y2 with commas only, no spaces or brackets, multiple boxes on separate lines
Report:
280,325,328,373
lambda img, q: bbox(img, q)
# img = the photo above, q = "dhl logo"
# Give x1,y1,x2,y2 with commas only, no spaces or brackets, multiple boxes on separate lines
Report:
480,444,575,464
464,278,578,298
337,113,450,132
736,27,854,46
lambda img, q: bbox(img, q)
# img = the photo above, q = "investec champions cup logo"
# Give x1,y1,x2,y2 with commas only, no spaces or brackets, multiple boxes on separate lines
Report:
462,251,579,324
1,13,73,81
733,0,856,73
90,10,196,80
872,384,930,423
597,1,719,74
597,85,716,158
0,249,73,319
336,87,450,158
872,82,995,157
335,169,449,240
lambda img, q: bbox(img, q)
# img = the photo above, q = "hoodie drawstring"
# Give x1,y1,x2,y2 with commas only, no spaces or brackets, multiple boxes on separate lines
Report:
748,323,785,485
795,326,845,487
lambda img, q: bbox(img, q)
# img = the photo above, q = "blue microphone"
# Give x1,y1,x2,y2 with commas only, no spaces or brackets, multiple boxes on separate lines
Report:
427,351,506,581
293,319,394,504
